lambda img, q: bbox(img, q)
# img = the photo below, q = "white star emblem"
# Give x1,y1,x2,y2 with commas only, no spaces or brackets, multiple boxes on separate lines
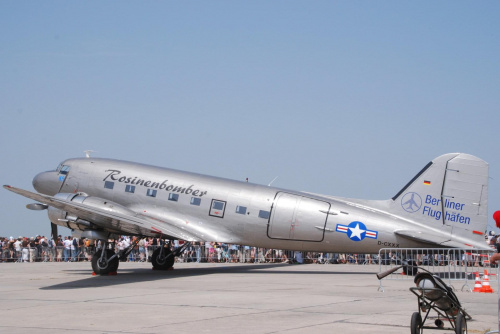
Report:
348,223,366,240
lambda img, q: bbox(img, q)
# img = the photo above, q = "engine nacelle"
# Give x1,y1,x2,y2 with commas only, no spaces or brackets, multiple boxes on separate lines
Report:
48,192,138,232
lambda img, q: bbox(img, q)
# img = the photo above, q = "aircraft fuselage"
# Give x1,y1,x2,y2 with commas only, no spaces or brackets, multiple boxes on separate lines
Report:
35,158,422,253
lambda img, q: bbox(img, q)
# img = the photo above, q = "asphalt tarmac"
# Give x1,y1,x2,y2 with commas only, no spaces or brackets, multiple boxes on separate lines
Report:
0,262,497,334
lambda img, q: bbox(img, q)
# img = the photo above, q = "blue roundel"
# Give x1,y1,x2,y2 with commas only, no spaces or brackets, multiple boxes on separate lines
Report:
347,221,367,241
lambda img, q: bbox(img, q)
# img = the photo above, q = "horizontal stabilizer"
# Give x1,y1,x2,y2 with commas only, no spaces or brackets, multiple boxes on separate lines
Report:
394,230,490,250
394,230,448,246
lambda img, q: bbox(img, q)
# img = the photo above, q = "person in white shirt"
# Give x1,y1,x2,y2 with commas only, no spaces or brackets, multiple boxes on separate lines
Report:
63,237,71,262
14,238,22,262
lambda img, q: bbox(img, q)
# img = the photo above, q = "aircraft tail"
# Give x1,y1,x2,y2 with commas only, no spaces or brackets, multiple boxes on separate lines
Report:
390,153,489,248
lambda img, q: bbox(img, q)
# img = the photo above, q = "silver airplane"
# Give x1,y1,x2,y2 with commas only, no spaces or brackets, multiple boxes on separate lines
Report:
4,153,490,274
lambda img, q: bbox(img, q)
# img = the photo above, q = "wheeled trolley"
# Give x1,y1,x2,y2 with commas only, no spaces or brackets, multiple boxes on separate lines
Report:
410,271,470,333
377,265,471,334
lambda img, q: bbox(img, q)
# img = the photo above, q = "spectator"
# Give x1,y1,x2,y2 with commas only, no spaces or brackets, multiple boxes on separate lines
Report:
22,237,29,262
138,238,146,262
63,236,71,262
29,237,36,262
14,237,22,262
56,237,64,262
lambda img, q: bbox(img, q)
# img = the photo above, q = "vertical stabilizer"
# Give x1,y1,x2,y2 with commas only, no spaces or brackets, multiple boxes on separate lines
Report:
391,153,489,248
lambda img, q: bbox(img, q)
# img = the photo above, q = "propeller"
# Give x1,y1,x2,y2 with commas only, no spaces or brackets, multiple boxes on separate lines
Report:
51,222,58,243
26,202,57,243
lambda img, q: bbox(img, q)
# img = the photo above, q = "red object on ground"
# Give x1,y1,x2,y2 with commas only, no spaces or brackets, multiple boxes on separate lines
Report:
473,272,482,292
480,269,494,293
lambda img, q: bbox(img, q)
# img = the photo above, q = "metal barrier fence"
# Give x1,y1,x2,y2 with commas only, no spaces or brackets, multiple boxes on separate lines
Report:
377,248,498,292
1,244,382,265
0,246,97,263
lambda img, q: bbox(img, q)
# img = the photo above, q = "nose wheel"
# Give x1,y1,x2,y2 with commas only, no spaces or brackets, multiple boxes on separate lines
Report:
92,249,119,275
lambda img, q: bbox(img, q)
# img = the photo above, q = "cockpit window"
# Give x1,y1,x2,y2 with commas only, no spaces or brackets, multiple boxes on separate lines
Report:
57,164,71,175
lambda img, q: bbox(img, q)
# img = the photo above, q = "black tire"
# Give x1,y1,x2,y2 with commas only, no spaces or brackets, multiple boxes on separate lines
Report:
152,247,175,270
411,312,422,334
455,313,467,334
92,249,119,275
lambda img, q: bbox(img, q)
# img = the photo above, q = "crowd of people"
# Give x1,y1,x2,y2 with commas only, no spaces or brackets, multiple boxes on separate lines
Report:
1,232,497,265
0,235,377,264
1,235,89,263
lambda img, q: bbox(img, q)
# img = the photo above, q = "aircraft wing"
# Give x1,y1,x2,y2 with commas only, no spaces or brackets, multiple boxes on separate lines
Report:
3,185,201,241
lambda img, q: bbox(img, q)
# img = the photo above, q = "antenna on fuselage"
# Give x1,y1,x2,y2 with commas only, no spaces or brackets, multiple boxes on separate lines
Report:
268,176,279,187
84,150,95,158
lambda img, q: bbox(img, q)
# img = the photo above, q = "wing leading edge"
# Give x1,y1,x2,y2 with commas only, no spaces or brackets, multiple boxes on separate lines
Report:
3,185,201,241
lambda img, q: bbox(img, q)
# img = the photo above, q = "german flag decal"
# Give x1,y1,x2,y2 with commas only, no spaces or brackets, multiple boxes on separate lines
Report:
423,180,431,185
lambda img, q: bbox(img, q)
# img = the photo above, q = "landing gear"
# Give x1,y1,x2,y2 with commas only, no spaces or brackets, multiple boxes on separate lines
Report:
152,247,175,270
92,249,119,275
151,242,192,270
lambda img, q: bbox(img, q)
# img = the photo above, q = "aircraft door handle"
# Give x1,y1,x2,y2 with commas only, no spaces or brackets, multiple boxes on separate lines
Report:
319,210,338,215
315,226,334,232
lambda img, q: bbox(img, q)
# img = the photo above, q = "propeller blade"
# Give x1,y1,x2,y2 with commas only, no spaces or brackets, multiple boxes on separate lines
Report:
51,223,58,241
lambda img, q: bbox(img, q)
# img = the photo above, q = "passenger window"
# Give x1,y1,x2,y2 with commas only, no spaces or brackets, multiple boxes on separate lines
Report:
236,206,247,215
125,185,135,193
104,181,114,190
258,210,270,219
213,201,224,210
146,189,157,197
191,197,201,206
169,193,179,201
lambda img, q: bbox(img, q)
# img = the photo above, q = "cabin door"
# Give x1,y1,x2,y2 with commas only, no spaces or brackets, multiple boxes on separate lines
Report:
267,192,330,242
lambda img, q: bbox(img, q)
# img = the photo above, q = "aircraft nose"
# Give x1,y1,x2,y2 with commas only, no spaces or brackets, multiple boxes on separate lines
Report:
32,171,61,196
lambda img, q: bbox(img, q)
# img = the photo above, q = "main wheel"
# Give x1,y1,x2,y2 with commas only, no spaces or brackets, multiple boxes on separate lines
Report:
152,247,175,270
411,312,422,334
92,249,119,275
455,313,467,334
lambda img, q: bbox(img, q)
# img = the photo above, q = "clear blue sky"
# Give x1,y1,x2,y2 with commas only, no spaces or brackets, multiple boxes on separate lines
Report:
1,1,499,238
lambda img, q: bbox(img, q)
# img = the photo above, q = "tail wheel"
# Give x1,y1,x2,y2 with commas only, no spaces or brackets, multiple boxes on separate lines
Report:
92,249,119,275
152,247,175,270
411,312,422,334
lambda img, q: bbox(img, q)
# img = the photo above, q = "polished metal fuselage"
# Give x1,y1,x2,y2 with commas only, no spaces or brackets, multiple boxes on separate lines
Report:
36,157,427,253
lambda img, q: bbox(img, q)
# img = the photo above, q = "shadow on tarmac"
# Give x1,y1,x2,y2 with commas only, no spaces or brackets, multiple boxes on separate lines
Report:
40,263,376,290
